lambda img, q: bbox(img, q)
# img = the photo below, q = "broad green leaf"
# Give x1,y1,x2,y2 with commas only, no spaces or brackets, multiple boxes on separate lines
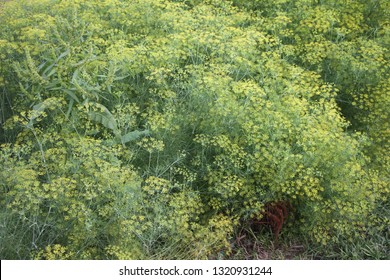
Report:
63,89,80,103
120,130,150,144
88,103,119,134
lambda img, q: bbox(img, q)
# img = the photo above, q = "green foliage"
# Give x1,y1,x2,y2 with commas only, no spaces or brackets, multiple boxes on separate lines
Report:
0,0,388,259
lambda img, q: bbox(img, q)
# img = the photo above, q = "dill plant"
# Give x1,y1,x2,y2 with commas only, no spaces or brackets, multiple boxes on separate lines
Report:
0,0,388,259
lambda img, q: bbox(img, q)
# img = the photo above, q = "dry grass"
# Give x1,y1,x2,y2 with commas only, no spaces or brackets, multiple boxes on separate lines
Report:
229,227,308,260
